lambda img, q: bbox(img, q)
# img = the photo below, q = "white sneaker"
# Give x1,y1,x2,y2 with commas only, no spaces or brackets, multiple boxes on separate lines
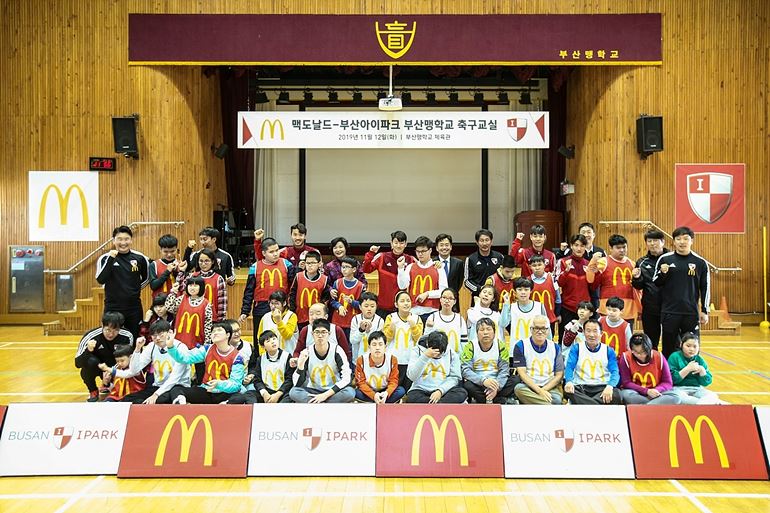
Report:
172,395,187,405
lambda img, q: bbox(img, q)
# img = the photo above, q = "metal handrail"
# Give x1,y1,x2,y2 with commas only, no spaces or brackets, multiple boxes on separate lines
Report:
44,221,185,274
598,220,742,274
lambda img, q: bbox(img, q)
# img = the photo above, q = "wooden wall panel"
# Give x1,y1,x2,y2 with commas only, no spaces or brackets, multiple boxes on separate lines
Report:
2,0,768,317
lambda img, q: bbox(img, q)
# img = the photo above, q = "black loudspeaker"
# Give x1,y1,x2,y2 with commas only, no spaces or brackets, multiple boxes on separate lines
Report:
636,115,663,157
112,116,139,159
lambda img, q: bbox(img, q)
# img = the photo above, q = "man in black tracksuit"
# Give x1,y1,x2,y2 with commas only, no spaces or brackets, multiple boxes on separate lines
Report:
463,229,505,298
95,225,150,340
74,311,134,401
652,226,710,358
631,229,668,350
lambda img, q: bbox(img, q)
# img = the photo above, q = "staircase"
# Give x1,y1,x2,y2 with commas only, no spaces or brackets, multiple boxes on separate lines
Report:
701,308,742,336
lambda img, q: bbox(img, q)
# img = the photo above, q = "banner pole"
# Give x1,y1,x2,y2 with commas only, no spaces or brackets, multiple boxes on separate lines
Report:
761,226,769,330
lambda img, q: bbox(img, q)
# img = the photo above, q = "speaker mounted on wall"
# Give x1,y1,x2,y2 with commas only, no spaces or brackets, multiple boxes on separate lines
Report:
112,115,140,159
636,114,663,160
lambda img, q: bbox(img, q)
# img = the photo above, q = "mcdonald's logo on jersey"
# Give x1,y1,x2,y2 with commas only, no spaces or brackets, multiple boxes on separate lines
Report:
392,328,412,349
579,359,606,381
118,405,253,478
473,359,498,372
204,283,214,303
299,288,320,309
498,290,511,309
367,373,388,391
421,362,447,380
153,360,173,382
612,266,633,286
412,274,434,296
206,360,230,380
411,415,468,467
669,415,728,469
260,119,284,140
440,329,461,353
602,333,621,355
632,371,657,388
627,405,768,480
529,358,552,378
310,365,336,387
113,377,131,398
513,318,532,341
38,184,89,229
155,415,214,467
260,268,284,289
531,290,553,308
177,313,201,337
265,369,284,390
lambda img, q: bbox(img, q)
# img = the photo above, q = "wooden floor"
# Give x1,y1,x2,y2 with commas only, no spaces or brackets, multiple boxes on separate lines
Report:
0,325,769,513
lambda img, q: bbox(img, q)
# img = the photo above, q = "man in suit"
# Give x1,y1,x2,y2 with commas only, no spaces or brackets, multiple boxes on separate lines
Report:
434,234,464,312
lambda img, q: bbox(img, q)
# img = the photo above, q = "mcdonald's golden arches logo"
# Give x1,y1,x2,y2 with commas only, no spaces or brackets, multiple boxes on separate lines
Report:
603,333,620,354
265,369,284,390
260,119,284,140
411,414,468,467
422,362,447,379
113,377,130,397
310,364,335,387
260,268,283,289
204,283,214,303
513,318,531,341
177,312,201,337
531,290,553,308
206,360,230,380
375,20,416,59
154,415,213,467
299,288,320,309
498,289,511,309
443,330,460,353
632,371,657,388
367,373,388,390
473,359,498,372
38,184,89,228
612,266,633,286
529,358,552,377
668,415,729,469
579,359,605,381
154,360,173,382
411,274,434,296
393,328,412,350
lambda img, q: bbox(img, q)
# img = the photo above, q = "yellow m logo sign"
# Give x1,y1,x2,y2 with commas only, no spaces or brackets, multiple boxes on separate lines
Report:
421,362,447,379
602,333,621,355
632,371,657,388
310,364,335,387
299,288,320,309
393,328,412,350
38,184,89,228
612,266,633,286
260,268,283,289
529,358,552,378
411,414,468,467
154,415,213,467
412,274,434,296
531,290,553,309
579,359,605,381
206,360,230,380
265,369,284,390
669,415,729,469
514,318,531,341
367,373,387,391
177,313,201,337
153,360,173,382
260,119,284,140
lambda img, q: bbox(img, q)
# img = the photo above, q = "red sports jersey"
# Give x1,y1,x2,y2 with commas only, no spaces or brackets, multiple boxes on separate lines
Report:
597,257,640,320
531,273,558,323
509,239,556,277
622,350,664,388
254,259,289,302
198,272,224,321
363,251,414,310
489,272,514,311
108,373,146,401
408,264,440,310
202,344,240,382
175,296,210,349
331,277,364,328
152,259,174,299
599,316,630,356
295,272,329,324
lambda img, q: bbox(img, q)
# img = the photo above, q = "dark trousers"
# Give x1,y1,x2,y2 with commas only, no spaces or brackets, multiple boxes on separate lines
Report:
463,379,516,404
122,386,171,404
565,384,623,405
106,304,143,342
228,388,292,404
161,384,234,404
558,308,579,343
406,385,468,404
78,351,114,392
641,308,662,351
192,362,205,386
397,364,412,390
661,312,699,358
251,301,271,324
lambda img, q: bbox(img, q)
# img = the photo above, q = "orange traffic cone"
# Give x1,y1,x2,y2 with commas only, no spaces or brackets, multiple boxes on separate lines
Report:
719,296,732,321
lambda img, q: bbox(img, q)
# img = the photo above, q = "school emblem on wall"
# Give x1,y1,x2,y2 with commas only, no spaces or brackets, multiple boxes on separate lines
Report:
675,164,745,234
686,172,732,223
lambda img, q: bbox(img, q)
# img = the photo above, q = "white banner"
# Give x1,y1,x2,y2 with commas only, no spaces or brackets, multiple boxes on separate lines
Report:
755,406,770,462
0,403,130,476
29,171,99,241
501,405,635,479
238,111,549,149
248,404,376,476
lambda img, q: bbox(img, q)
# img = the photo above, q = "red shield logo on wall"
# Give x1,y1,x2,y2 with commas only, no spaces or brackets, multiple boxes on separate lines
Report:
686,173,732,223
507,118,528,141
675,164,745,233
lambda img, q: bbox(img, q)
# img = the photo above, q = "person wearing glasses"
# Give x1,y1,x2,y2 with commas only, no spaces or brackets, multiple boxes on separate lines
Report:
289,318,355,403
511,315,564,405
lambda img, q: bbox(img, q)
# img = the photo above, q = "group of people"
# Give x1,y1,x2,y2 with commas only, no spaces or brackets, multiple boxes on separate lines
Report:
74,221,720,407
